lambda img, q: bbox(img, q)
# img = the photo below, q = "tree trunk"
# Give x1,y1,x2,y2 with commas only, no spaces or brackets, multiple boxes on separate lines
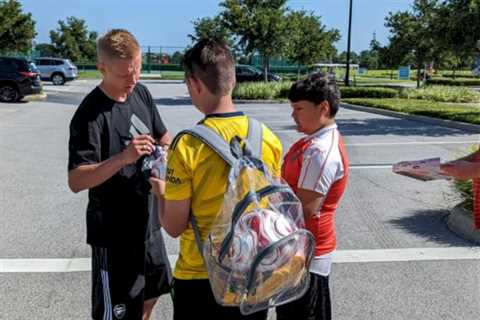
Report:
416,64,421,88
297,64,301,80
263,56,269,82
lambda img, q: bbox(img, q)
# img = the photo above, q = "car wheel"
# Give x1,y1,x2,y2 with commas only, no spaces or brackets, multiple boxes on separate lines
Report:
0,85,19,103
51,73,65,85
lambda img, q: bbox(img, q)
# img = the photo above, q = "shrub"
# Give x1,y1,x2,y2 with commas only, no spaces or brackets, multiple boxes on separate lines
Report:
340,87,399,99
233,81,293,100
426,78,480,86
234,82,401,100
399,86,480,103
452,146,477,213
442,74,479,79
454,179,473,212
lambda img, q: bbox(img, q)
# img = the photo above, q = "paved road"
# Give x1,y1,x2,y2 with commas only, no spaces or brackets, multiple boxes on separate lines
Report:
1,80,479,319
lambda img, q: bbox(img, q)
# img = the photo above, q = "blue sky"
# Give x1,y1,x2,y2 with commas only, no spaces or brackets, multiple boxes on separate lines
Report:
20,0,414,54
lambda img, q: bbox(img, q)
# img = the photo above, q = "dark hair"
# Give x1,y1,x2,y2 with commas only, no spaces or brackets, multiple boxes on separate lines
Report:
288,72,341,117
182,39,236,95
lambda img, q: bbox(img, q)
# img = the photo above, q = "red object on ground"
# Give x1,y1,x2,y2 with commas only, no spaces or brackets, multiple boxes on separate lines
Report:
473,149,480,229
474,178,480,229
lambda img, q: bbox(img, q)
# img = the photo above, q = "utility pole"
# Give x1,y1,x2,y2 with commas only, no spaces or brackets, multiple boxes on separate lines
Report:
147,46,151,74
345,0,353,86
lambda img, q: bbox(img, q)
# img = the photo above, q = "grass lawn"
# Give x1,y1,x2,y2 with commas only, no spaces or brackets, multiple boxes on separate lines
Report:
342,98,480,125
78,70,101,79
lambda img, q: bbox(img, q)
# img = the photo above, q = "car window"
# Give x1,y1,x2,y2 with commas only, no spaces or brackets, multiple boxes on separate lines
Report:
243,67,257,76
13,59,30,71
0,58,10,72
237,66,255,76
0,58,25,72
40,59,53,66
54,60,64,66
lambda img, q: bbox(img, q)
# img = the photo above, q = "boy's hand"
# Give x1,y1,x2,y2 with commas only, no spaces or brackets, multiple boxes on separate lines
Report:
149,177,165,198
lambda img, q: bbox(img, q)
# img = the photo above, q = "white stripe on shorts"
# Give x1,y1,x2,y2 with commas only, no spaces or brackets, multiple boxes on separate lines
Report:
100,248,112,320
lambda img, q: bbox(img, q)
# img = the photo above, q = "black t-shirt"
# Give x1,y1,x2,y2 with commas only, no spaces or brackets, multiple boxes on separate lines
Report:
68,83,167,247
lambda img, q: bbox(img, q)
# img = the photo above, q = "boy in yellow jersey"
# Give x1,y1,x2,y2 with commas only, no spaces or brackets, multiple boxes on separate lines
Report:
149,39,282,319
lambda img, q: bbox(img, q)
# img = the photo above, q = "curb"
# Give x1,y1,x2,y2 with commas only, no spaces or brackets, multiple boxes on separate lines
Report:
341,102,480,133
447,205,480,245
24,93,47,102
232,100,480,133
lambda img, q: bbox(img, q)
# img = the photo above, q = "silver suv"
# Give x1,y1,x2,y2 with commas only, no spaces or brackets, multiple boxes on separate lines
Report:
34,57,78,85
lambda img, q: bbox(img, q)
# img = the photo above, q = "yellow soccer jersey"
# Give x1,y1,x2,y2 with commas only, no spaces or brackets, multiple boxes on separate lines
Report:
164,112,282,280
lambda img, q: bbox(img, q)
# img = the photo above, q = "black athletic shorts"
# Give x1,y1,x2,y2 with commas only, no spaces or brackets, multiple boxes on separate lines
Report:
276,273,331,320
172,278,268,320
91,244,170,320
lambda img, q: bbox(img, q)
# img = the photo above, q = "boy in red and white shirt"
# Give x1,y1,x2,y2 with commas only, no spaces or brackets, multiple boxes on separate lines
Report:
278,73,349,320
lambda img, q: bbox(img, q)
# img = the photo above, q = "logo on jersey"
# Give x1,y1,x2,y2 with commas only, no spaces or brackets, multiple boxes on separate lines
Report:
126,113,150,145
113,304,126,319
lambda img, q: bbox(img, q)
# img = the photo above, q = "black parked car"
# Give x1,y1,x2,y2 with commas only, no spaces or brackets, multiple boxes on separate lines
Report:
235,64,281,82
0,57,42,102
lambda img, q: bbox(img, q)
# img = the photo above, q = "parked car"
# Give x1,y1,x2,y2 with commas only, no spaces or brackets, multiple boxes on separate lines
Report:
34,57,78,85
235,64,281,82
0,57,42,103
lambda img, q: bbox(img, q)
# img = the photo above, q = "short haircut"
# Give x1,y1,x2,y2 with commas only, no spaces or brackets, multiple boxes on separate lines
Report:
97,29,140,62
288,72,341,118
182,39,235,96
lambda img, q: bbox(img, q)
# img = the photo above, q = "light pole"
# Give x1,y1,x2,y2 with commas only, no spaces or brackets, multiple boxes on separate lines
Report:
345,0,353,86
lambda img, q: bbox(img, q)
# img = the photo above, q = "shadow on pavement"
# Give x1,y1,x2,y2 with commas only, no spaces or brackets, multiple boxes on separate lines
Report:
45,93,84,106
388,209,474,246
337,117,469,137
154,97,192,106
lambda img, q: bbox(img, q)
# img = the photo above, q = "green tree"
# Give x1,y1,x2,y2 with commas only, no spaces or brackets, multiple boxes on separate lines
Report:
359,50,377,69
35,43,57,57
0,0,36,55
378,42,408,79
337,51,359,64
189,16,233,45
170,51,184,65
220,0,289,81
50,17,97,62
435,0,480,77
385,0,441,87
285,11,340,78
364,37,381,70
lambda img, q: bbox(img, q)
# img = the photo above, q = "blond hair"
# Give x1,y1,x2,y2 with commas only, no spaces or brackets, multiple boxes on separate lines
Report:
97,29,140,62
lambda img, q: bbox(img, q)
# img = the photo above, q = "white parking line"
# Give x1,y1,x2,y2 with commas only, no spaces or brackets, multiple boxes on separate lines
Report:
2,247,479,273
335,247,480,263
346,140,478,146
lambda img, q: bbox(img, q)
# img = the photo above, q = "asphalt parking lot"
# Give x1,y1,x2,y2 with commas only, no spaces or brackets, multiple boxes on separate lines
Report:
1,79,479,320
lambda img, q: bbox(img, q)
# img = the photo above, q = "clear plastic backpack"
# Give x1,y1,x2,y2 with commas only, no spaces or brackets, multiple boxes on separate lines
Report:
174,117,315,315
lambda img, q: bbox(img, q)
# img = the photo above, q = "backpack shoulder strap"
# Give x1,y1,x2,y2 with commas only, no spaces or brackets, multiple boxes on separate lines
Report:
170,117,264,257
171,124,236,256
246,117,263,159
171,124,235,166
